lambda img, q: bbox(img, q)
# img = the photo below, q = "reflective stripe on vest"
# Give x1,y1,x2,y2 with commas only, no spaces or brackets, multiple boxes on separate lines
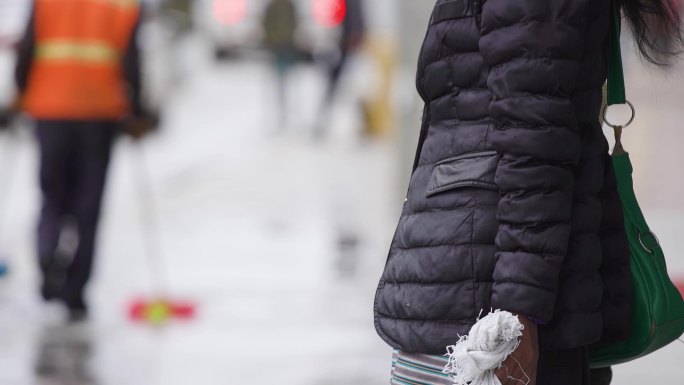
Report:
35,41,120,64
102,0,139,7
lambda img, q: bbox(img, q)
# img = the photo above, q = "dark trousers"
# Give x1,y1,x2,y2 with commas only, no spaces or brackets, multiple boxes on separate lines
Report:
36,120,118,308
537,347,613,385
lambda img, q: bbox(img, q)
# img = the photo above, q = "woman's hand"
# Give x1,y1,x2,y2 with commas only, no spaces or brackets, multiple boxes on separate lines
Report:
495,314,539,385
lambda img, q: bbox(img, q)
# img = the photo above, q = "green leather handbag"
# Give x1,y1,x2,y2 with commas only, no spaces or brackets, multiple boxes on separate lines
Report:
589,4,684,368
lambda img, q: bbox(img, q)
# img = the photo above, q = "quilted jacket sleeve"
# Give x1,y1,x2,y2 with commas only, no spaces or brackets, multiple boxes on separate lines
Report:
479,0,589,322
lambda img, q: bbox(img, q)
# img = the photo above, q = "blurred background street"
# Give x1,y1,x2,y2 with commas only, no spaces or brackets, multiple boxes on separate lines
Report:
0,1,683,384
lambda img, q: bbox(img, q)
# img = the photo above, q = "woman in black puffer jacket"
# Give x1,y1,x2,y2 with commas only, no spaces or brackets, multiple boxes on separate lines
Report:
373,0,682,384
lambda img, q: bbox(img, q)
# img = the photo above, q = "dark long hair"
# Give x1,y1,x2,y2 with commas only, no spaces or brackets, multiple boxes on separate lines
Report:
620,0,684,65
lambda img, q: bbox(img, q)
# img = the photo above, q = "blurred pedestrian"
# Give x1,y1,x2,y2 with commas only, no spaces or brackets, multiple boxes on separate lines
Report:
373,0,682,385
15,0,153,320
313,0,365,138
262,0,300,126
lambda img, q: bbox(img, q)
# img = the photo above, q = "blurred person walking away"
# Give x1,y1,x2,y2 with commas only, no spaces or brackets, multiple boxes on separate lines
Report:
313,0,365,139
373,0,683,385
15,0,152,321
262,0,300,128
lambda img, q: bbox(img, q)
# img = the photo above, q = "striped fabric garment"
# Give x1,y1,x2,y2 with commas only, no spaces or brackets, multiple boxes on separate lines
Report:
390,350,453,385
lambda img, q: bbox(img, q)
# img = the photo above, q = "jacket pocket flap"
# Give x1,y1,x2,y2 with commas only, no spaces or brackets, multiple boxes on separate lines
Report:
426,151,499,197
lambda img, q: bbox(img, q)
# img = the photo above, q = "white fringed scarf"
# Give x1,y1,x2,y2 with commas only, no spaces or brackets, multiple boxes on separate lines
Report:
442,310,525,385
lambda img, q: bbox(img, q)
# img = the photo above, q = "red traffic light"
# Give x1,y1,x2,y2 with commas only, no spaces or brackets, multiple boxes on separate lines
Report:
213,0,247,25
313,0,346,28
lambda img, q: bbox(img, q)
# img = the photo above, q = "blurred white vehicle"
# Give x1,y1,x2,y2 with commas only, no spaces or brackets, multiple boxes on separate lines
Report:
193,0,340,59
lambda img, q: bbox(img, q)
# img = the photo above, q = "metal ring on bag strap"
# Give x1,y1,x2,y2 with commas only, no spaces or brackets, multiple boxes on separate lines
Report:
602,100,636,129
638,231,661,255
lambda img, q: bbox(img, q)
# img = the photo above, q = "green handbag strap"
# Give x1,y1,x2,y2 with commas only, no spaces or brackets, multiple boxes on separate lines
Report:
607,4,651,235
607,2,626,106
605,2,634,156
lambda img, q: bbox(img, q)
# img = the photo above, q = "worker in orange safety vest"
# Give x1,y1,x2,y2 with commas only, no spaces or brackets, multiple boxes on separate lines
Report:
15,0,153,321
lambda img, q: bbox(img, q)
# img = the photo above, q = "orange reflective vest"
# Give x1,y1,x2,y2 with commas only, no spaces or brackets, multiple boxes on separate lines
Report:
22,0,141,120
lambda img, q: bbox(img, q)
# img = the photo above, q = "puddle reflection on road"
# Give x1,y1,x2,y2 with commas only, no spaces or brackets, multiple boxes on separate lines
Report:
34,323,98,385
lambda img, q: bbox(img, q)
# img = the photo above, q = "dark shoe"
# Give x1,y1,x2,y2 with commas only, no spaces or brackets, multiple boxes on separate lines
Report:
62,292,88,322
40,281,59,301
40,265,66,302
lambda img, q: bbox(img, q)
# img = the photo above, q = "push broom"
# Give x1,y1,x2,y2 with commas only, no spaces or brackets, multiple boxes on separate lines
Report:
126,142,196,325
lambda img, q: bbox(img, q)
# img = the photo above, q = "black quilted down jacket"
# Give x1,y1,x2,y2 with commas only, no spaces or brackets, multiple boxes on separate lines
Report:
374,0,632,354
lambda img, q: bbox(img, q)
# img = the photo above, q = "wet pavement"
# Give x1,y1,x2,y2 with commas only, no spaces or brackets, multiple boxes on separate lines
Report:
0,53,396,385
0,40,683,385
